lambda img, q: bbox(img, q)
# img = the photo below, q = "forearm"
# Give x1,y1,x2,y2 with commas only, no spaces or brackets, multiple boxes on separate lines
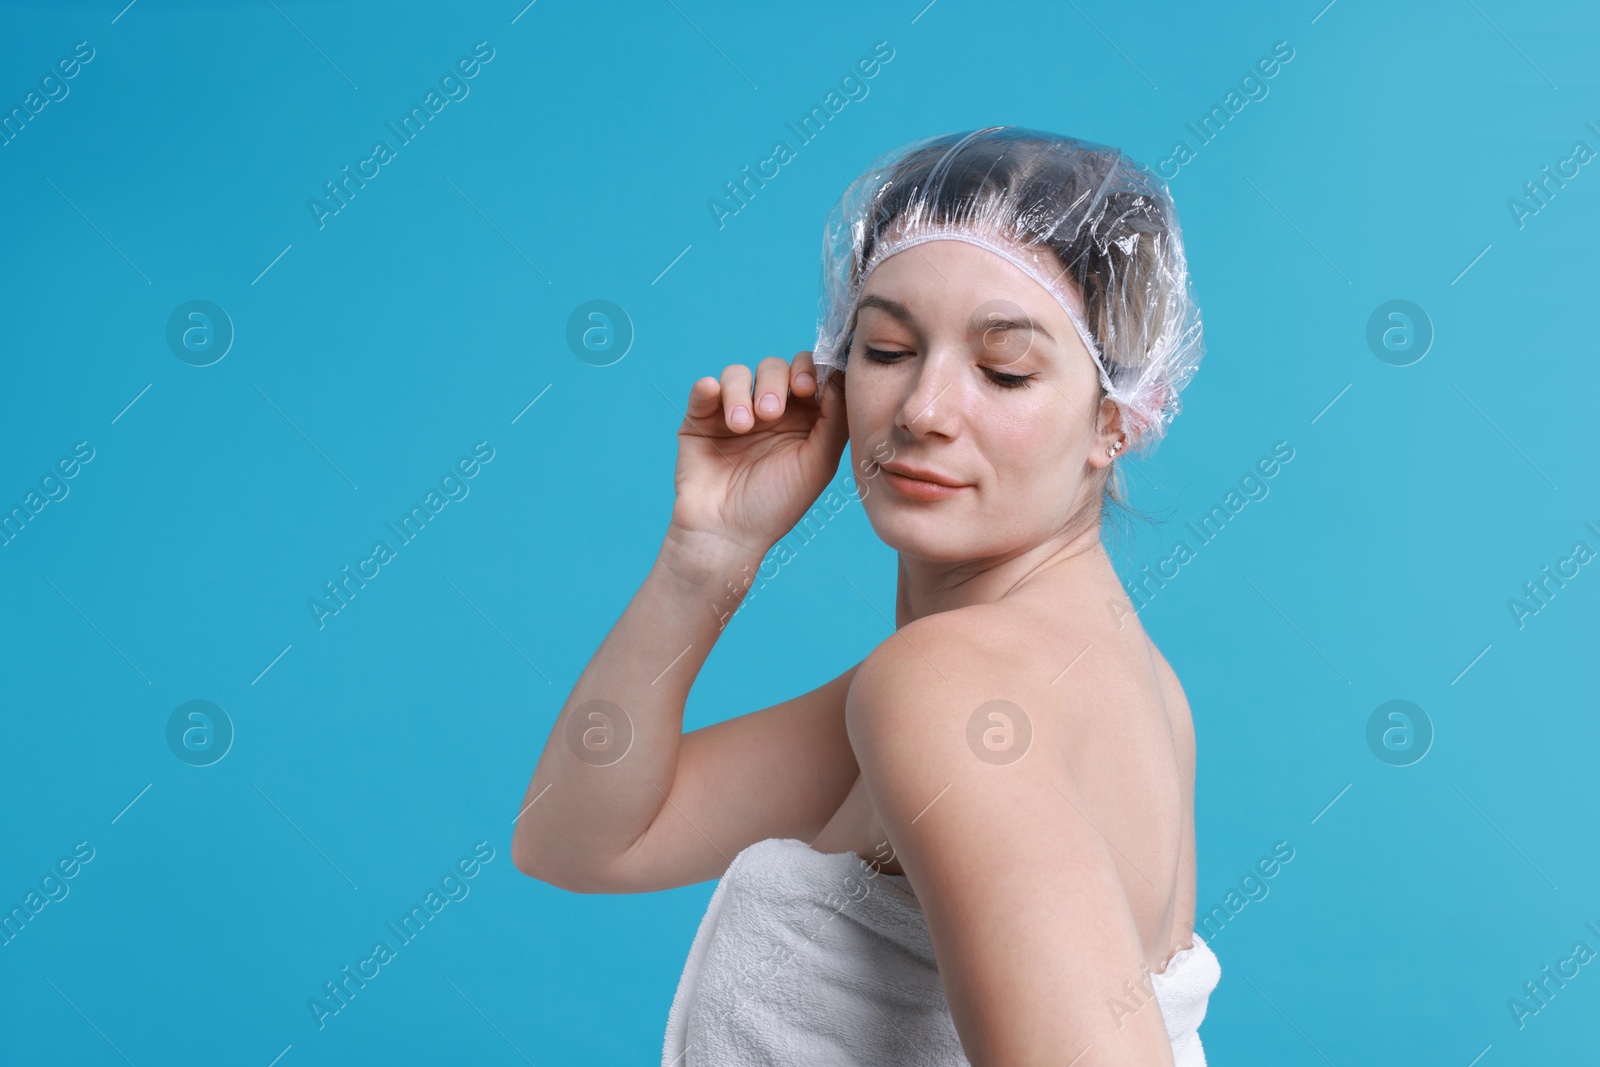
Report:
511,526,763,885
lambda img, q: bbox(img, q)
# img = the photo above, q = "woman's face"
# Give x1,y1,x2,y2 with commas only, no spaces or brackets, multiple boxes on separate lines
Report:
844,235,1115,562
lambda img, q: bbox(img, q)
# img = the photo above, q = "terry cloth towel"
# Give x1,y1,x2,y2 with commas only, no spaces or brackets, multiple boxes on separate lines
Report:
661,836,1221,1066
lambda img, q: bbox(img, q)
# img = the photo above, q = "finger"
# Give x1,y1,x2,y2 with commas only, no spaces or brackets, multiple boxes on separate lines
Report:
685,376,721,420
751,356,792,422
719,362,755,432
819,361,847,425
791,351,817,396
806,361,851,466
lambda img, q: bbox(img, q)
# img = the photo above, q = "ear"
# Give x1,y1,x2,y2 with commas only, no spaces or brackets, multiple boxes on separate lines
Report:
1086,396,1126,471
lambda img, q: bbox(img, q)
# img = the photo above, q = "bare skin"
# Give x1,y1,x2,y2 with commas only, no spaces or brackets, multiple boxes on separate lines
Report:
512,234,1197,1065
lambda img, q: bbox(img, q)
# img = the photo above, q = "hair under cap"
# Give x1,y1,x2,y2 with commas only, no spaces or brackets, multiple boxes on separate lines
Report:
810,126,1206,456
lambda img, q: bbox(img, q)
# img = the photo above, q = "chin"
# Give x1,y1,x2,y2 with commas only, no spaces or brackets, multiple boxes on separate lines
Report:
862,506,986,562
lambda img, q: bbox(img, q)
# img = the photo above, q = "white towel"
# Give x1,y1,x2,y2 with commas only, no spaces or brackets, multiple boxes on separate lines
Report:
662,837,1220,1066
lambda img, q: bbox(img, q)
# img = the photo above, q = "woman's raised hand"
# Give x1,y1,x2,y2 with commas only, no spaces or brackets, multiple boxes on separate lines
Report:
667,351,849,566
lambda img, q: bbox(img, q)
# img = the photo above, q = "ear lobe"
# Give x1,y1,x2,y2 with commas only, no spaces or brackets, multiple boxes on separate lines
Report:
1088,396,1127,468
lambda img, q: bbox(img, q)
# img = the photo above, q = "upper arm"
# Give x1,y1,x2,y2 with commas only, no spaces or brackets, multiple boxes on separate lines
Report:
847,620,1176,1066
583,662,863,894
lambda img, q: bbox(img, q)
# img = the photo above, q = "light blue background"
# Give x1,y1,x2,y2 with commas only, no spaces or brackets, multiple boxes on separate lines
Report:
2,0,1596,1063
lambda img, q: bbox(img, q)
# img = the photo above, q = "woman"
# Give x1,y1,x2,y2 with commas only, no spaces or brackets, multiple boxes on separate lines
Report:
512,127,1217,1065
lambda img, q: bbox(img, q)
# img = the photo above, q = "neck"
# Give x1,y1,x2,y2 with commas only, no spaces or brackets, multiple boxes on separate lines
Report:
892,519,1118,629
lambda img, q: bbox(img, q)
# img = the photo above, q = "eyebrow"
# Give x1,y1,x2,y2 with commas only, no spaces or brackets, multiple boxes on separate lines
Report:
854,294,1057,345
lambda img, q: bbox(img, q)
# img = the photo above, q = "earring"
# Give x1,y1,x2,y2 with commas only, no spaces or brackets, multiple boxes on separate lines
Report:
1107,440,1124,458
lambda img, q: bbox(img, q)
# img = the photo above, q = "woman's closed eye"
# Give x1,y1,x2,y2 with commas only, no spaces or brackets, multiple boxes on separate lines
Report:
862,347,1036,389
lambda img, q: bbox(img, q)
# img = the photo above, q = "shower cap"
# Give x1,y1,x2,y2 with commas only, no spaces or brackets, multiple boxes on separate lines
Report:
810,126,1205,456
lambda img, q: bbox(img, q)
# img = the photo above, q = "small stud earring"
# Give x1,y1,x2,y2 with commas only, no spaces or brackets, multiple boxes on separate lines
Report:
1107,440,1124,458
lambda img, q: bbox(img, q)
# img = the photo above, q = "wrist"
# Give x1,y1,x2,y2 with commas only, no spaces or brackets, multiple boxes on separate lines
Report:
656,525,767,591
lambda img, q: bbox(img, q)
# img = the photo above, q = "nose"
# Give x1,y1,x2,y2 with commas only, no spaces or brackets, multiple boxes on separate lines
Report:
894,351,962,441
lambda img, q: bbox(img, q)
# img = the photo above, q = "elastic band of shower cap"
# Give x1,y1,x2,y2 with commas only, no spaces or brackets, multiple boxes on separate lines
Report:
807,126,1206,457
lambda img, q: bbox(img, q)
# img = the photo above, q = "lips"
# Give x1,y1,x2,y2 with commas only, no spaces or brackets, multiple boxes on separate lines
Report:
879,460,968,487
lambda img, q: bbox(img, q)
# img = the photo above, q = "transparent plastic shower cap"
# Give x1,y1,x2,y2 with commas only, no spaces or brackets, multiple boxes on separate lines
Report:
810,126,1205,456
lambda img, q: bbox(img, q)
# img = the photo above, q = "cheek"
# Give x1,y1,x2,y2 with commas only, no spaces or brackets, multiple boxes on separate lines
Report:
845,369,897,433
843,377,882,468
989,406,1056,458
985,414,1078,493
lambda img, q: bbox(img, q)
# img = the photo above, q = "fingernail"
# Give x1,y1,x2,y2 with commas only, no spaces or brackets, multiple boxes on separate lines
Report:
757,393,780,414
795,372,814,390
732,405,750,425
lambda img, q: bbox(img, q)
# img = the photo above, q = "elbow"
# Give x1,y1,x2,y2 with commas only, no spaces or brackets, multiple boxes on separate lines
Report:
511,826,557,884
512,835,617,894
511,832,566,886
517,862,620,895
513,849,579,891
511,835,541,879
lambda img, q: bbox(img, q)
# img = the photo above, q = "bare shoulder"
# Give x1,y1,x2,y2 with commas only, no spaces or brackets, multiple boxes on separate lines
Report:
842,606,1181,1060
845,604,1052,757
844,601,1121,858
846,599,1163,744
850,600,1073,697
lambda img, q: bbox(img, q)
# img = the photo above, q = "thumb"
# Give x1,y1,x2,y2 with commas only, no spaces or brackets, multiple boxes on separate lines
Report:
807,367,850,466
